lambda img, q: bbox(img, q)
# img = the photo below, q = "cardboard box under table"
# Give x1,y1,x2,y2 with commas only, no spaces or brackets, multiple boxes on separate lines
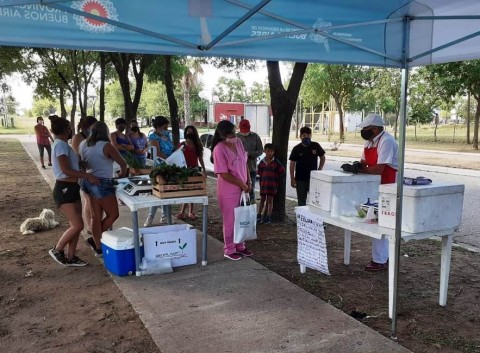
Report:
141,224,197,267
308,170,381,216
101,227,144,276
379,182,464,233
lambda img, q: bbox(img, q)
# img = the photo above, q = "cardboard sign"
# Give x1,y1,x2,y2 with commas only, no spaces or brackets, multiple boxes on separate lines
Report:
141,224,197,267
295,208,330,275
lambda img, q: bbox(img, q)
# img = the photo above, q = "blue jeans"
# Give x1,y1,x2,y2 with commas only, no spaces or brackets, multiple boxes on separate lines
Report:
148,206,167,220
81,178,115,200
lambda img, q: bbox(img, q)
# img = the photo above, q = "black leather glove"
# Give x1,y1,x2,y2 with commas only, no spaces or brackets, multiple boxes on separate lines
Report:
341,162,362,174
341,163,355,173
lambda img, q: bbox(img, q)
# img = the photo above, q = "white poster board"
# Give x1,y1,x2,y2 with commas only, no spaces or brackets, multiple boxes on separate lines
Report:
295,207,330,275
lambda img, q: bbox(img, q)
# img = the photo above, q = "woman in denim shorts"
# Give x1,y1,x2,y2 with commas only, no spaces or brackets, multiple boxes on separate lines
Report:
79,121,128,257
48,117,99,267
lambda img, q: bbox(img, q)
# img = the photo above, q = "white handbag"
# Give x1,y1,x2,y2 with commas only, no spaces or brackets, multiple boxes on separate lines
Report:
233,192,257,243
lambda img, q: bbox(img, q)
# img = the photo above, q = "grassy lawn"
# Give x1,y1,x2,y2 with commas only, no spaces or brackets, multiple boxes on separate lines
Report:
0,115,36,135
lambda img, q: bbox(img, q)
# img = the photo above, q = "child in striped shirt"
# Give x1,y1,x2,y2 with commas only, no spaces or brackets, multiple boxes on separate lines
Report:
257,144,285,224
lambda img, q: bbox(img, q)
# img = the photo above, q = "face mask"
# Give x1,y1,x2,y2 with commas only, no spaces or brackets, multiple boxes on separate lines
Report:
185,133,195,140
67,129,73,139
118,126,126,132
131,126,140,133
84,128,91,136
301,137,311,146
38,120,44,125
361,129,375,140
240,132,249,137
225,136,238,144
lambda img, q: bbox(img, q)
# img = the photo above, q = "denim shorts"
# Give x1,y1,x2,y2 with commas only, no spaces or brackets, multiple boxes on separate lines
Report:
81,177,116,200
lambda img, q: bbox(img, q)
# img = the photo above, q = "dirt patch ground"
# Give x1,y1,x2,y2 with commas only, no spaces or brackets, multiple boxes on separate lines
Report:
2,138,480,353
0,140,160,353
191,184,480,353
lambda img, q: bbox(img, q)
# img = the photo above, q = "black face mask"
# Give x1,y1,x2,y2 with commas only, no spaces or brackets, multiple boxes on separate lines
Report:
131,126,140,133
185,133,195,140
361,129,374,140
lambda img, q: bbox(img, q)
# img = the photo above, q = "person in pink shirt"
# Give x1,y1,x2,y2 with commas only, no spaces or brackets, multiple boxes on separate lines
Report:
211,120,253,261
34,116,54,169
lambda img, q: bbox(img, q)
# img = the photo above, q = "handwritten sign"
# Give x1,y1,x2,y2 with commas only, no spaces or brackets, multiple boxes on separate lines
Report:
296,208,330,275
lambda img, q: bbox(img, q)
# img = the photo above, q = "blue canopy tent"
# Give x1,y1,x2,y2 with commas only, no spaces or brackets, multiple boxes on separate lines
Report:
1,0,479,337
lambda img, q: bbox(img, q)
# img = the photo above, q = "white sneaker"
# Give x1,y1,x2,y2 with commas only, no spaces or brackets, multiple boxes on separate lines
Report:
143,216,153,227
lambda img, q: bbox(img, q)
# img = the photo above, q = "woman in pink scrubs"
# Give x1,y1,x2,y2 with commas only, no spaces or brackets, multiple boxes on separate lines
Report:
211,120,253,261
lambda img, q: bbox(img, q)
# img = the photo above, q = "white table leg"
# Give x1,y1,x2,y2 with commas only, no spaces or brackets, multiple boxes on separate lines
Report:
300,264,306,273
439,234,453,306
344,230,351,265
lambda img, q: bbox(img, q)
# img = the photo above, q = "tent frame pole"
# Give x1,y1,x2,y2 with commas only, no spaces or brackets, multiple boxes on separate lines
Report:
391,16,411,339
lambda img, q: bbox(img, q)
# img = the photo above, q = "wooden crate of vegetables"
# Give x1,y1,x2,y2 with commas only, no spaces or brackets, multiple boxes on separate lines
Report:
150,164,206,199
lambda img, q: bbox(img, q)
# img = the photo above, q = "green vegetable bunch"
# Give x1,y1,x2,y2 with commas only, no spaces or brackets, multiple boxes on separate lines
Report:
123,151,151,170
149,164,202,185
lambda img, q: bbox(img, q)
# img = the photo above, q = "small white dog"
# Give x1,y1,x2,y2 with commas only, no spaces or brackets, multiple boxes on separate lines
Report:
20,209,59,235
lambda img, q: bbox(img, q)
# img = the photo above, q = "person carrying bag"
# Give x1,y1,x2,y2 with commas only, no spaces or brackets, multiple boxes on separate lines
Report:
234,191,257,243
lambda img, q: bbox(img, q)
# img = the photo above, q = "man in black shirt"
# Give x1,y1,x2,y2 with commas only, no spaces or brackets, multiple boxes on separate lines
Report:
289,127,326,206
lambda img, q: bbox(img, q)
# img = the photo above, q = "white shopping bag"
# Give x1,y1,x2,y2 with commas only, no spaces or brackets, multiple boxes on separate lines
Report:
164,147,187,168
234,192,257,243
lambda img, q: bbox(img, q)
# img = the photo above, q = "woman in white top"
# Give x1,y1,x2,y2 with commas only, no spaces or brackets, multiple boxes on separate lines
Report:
79,121,128,257
49,117,99,267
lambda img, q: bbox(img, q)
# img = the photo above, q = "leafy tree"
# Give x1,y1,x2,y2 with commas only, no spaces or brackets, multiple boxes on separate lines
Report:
0,47,26,80
267,61,308,221
248,81,270,103
109,53,154,124
181,58,203,126
301,64,372,141
32,98,59,118
423,60,480,149
213,76,248,102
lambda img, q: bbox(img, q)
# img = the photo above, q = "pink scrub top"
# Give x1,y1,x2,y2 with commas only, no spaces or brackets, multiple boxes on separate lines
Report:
213,138,248,194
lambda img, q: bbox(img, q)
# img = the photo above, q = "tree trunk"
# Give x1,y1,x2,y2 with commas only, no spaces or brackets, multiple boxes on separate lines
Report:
473,97,480,150
99,52,106,122
333,97,345,141
164,55,180,147
59,86,68,120
267,60,308,221
467,91,471,144
183,87,191,127
70,90,77,130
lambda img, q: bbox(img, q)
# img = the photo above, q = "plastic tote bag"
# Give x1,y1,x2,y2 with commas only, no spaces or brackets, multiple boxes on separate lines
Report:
164,147,187,168
234,192,257,243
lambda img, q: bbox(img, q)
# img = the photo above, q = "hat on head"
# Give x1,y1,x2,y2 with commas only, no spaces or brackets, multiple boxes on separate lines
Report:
239,119,251,133
357,114,385,128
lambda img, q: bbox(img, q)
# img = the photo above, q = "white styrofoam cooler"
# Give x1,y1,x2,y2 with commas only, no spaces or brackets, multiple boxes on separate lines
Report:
308,170,381,216
378,182,465,233
140,224,197,267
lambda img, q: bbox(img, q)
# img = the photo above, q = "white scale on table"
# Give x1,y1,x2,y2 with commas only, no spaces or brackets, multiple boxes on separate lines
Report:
121,176,152,196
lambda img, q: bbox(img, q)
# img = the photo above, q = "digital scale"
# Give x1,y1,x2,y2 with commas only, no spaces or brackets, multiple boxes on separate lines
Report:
122,176,153,196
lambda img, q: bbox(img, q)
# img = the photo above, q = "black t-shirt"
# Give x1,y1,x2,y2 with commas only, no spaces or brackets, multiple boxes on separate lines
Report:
289,142,326,181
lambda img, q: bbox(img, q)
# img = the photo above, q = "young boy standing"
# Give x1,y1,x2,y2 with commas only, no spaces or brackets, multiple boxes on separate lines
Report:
257,144,285,224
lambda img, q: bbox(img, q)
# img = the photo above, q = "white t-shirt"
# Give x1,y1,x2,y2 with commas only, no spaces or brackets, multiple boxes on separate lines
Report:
52,139,79,180
361,130,398,169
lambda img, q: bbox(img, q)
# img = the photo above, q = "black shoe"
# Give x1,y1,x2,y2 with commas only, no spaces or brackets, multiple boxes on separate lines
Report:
262,216,272,224
65,255,88,267
48,162,52,166
87,237,103,257
48,247,66,266
41,165,46,169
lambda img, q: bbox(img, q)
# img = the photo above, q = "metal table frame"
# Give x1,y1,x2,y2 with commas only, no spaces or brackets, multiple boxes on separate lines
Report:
116,187,209,276
296,206,456,318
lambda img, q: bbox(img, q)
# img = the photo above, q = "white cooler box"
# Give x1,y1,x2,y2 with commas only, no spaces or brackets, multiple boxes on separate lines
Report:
308,170,381,216
378,183,464,233
140,224,197,267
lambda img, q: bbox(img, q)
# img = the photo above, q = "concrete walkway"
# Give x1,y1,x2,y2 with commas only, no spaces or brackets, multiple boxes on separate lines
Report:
14,134,412,353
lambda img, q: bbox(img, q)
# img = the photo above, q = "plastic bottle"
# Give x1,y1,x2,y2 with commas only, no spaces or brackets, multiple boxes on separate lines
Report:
365,205,376,224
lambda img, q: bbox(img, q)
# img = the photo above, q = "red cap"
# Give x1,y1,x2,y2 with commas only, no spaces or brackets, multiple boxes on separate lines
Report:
239,119,251,133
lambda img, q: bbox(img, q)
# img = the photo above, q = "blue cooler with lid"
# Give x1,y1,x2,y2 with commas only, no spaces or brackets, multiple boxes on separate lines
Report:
101,227,143,276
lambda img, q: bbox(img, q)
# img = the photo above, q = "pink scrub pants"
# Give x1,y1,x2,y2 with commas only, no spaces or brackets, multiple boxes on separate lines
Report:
218,190,246,255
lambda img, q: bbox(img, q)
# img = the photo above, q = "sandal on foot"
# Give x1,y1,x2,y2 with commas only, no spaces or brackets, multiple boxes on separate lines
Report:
175,213,186,220
188,213,198,220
